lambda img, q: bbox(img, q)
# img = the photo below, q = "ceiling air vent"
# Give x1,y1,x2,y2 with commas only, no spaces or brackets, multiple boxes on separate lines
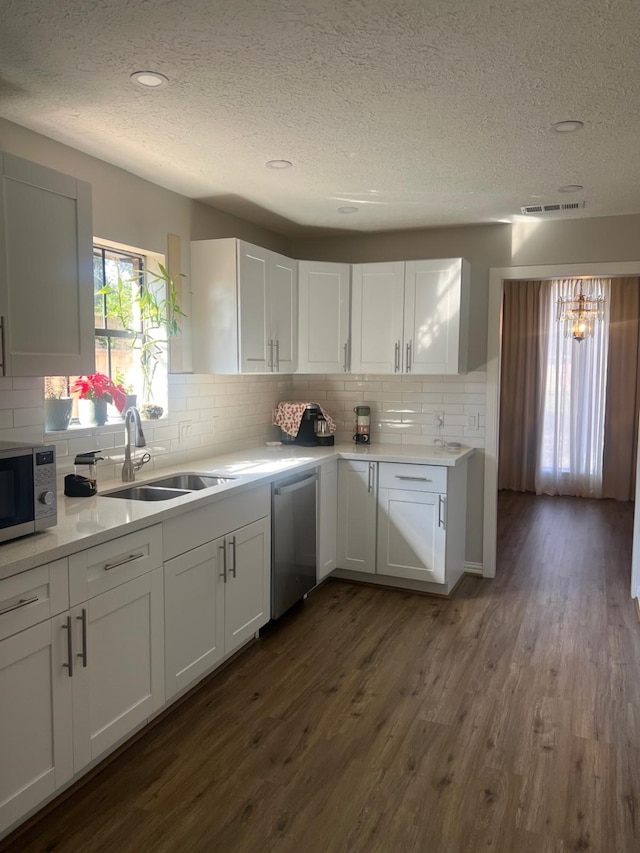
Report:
520,201,586,215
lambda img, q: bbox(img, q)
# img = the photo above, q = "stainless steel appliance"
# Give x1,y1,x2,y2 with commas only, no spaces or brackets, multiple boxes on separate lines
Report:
271,470,317,619
0,442,57,542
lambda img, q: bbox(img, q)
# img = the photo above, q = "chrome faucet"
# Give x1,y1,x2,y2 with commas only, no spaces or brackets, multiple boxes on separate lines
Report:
122,406,149,482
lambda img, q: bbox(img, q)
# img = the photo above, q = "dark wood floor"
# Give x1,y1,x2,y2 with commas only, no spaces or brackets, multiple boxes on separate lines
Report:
2,492,639,853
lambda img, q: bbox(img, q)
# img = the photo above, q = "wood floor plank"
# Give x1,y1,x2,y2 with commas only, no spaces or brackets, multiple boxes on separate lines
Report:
2,491,639,853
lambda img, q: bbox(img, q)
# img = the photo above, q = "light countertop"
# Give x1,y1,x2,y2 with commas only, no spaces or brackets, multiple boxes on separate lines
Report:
0,442,473,580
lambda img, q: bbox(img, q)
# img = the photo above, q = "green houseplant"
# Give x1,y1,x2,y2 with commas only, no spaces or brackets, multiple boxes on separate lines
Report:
44,377,73,432
98,264,185,414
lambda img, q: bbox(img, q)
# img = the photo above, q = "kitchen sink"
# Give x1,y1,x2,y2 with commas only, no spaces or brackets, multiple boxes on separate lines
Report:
145,473,236,490
101,472,236,502
102,485,192,502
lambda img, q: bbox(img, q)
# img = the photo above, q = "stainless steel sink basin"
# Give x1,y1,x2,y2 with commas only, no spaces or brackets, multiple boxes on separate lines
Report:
102,485,191,502
101,472,236,501
145,473,236,490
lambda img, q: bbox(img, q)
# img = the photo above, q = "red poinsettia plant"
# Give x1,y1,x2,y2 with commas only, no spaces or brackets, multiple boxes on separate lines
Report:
71,374,127,412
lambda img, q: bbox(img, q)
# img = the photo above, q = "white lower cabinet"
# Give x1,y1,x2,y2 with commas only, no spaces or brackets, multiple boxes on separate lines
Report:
70,570,165,770
336,460,377,574
0,614,73,835
337,460,467,589
317,461,338,581
163,490,271,702
164,517,270,700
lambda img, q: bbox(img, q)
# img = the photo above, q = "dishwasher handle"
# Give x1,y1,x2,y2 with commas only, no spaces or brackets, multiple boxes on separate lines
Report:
273,474,317,496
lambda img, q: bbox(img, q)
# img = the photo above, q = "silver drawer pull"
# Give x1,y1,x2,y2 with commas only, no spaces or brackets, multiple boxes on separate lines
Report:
219,542,227,583
395,475,432,482
103,552,145,571
0,594,39,616
77,608,88,667
274,474,317,496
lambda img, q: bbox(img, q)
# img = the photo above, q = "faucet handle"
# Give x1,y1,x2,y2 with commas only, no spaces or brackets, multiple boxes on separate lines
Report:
133,452,151,472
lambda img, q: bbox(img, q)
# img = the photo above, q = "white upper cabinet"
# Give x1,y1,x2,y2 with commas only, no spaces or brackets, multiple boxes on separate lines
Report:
298,261,351,373
0,153,94,376
351,262,405,374
351,258,470,375
191,238,297,374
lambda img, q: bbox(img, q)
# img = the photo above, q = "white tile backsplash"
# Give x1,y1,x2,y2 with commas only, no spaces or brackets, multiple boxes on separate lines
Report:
0,370,487,490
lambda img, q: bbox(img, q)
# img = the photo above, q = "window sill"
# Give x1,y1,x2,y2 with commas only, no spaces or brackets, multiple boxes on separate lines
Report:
46,415,169,438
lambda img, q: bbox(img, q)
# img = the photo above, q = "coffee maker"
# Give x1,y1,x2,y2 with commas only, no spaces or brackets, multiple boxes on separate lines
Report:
294,403,322,446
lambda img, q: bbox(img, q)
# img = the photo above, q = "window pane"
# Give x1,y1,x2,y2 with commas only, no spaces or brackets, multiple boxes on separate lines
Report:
111,337,141,396
95,335,109,376
102,250,143,333
94,251,105,328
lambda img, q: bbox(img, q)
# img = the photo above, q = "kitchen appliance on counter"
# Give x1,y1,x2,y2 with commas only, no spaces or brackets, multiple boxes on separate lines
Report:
274,401,336,447
0,442,57,542
271,469,317,619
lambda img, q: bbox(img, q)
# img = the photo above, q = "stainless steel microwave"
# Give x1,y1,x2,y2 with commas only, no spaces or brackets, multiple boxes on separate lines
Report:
0,442,57,543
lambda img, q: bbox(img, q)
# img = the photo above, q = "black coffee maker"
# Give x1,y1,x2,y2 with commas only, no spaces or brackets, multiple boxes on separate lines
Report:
295,403,322,446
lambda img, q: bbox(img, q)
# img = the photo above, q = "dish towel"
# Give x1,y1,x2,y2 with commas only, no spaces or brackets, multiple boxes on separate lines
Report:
273,402,337,438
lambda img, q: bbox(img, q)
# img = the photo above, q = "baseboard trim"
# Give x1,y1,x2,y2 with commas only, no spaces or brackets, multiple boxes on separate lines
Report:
464,561,484,576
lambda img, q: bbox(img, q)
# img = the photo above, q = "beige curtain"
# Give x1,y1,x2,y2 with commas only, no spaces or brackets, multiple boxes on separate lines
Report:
602,277,640,501
498,280,547,491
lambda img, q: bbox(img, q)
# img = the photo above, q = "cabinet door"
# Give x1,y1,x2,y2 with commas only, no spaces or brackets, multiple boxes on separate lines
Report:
224,517,270,653
269,251,297,372
404,258,468,374
317,461,338,581
164,539,225,700
337,460,377,574
377,487,446,583
0,617,73,836
0,153,94,376
238,241,270,373
298,261,350,373
351,262,405,374
72,569,164,771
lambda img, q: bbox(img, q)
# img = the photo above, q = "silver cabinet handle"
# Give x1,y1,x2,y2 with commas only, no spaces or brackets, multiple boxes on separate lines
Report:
438,495,446,529
406,341,412,373
274,339,280,371
367,462,376,493
267,339,274,369
0,594,38,616
274,474,317,495
395,475,432,482
103,552,144,572
219,541,227,583
0,315,5,376
62,615,73,677
77,608,88,667
343,342,348,372
230,536,237,578
394,341,400,373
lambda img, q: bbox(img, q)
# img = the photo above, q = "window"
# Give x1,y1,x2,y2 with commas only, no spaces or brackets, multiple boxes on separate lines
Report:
45,241,169,430
92,245,145,398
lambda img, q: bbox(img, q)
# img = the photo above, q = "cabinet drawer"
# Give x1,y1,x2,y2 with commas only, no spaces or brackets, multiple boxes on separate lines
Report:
69,524,163,605
0,559,68,641
378,463,447,493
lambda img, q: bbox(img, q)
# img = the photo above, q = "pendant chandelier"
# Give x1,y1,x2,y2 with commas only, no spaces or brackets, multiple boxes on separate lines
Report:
556,281,605,342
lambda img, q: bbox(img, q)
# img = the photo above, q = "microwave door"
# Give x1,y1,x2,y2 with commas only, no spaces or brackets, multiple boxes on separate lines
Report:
0,453,34,535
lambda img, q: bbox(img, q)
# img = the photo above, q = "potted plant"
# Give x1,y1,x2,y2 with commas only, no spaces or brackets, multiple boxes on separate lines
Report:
44,377,73,431
71,374,127,427
98,264,185,418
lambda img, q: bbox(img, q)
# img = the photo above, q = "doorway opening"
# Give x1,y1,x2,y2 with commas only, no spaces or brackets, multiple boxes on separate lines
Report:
484,261,640,600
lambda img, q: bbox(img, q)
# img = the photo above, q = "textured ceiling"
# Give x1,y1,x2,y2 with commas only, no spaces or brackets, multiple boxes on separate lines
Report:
1,0,640,237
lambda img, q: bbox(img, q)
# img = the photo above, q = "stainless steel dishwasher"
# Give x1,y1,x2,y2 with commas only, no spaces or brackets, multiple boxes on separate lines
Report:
271,469,317,619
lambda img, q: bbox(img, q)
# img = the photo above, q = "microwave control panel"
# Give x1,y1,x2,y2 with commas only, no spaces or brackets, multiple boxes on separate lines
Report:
34,447,57,520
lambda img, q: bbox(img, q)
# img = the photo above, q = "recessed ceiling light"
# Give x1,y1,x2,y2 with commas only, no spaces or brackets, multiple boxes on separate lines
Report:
130,71,169,89
558,184,584,193
551,120,584,133
338,206,358,214
266,160,293,169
